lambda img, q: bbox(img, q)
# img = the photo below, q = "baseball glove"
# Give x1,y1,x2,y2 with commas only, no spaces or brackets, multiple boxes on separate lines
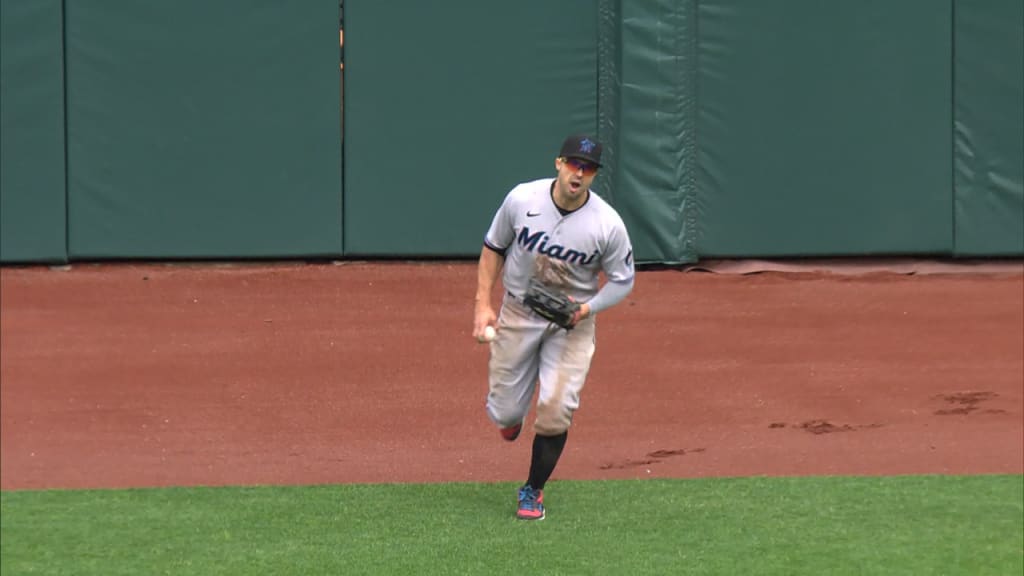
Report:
523,279,580,330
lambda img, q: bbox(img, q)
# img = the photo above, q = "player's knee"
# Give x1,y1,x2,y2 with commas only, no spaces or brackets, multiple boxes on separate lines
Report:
533,403,573,436
534,420,570,436
486,403,528,429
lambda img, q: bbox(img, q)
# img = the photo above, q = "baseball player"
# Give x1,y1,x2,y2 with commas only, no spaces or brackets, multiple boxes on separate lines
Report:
473,134,635,520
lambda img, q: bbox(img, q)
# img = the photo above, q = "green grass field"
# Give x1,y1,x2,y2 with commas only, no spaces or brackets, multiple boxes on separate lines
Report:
2,475,1021,575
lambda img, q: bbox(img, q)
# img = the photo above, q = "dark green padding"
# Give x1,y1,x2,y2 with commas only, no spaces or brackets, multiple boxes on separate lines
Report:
603,0,697,264
4,0,1021,263
65,0,342,259
953,0,1024,256
343,0,597,257
0,0,67,263
695,0,954,257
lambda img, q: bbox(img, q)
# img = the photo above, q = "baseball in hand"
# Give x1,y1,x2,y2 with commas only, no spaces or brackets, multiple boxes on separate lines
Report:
479,325,496,343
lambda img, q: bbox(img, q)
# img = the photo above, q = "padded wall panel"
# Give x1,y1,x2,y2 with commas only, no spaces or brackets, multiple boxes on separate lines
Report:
953,0,1024,256
602,0,696,264
696,0,953,257
65,0,341,259
344,0,596,256
0,0,66,263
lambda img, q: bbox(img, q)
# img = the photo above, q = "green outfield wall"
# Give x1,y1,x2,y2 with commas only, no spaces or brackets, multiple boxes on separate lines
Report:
1,0,1021,263
692,0,954,258
1,0,66,263
63,0,342,260
343,0,597,256
953,0,1024,256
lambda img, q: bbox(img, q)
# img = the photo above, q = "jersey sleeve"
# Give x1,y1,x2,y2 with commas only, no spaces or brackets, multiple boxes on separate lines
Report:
483,190,517,252
601,220,635,283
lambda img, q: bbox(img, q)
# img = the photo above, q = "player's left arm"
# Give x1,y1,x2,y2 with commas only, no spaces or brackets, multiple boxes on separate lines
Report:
576,225,635,322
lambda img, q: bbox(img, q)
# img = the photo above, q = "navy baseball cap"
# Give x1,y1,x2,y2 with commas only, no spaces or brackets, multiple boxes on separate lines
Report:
559,134,603,166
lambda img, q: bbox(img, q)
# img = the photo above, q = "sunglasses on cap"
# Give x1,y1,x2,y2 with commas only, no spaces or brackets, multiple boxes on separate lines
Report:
562,157,599,176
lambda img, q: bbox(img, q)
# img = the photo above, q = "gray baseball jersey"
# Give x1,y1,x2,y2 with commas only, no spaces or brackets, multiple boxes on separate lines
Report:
483,178,634,302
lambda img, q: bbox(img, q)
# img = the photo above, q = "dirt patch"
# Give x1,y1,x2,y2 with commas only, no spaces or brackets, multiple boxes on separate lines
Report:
767,420,884,434
932,391,1004,415
600,448,706,470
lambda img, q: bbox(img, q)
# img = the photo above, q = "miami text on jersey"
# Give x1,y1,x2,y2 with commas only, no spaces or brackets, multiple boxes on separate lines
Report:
517,227,599,265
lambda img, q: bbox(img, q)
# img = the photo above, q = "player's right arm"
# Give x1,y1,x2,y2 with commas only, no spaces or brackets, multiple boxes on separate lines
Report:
474,246,504,340
474,187,520,340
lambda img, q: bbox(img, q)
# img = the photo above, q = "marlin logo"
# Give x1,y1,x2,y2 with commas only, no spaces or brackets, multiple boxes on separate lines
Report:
517,226,599,265
579,139,596,153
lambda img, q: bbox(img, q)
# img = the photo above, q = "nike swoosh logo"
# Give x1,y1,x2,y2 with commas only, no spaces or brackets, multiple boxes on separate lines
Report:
527,211,541,217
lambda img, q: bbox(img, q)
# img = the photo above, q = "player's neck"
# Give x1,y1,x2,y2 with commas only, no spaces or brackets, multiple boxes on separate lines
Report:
550,183,589,214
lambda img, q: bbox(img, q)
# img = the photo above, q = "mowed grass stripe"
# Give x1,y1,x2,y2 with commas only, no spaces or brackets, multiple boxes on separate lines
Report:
2,475,1021,575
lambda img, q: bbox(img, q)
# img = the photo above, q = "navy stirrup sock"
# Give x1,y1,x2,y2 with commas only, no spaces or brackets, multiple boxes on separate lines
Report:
526,431,568,490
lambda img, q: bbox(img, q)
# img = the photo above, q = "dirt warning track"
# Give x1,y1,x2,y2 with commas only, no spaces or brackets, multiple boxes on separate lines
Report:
1,262,1021,490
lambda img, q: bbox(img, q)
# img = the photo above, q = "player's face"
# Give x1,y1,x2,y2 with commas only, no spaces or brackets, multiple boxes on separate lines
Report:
554,157,598,205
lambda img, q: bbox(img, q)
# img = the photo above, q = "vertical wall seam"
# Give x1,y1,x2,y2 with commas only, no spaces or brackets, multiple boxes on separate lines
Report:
596,0,620,206
339,2,345,257
680,0,699,263
950,0,958,256
61,0,70,262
